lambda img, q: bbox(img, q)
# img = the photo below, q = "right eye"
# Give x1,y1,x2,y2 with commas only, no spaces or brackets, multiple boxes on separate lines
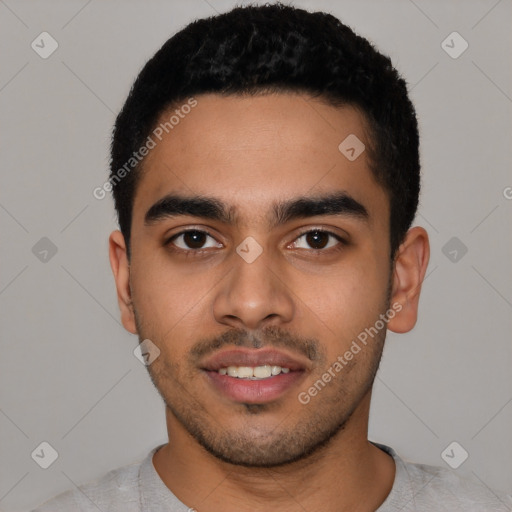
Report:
166,229,223,254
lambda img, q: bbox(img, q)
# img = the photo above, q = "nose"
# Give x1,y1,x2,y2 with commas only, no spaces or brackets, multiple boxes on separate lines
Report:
212,245,295,331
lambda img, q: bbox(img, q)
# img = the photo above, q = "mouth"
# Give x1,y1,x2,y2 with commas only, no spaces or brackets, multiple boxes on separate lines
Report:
217,364,291,379
200,348,309,404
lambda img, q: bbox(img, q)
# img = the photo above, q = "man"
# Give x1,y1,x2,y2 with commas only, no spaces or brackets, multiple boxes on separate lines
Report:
33,3,511,511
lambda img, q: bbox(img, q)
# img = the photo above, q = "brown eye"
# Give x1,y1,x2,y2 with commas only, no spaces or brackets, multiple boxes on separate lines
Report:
305,230,330,249
182,230,207,249
167,230,222,251
292,229,344,251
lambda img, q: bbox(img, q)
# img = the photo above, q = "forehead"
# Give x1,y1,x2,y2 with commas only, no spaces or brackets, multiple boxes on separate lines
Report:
132,93,388,226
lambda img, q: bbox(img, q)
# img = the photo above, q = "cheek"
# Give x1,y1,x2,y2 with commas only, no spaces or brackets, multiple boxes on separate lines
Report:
129,264,208,363
130,251,197,315
297,260,387,353
311,258,382,308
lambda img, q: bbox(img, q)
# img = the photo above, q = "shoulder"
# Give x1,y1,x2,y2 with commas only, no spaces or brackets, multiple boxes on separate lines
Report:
404,460,512,508
31,456,143,512
373,442,512,511
373,442,512,512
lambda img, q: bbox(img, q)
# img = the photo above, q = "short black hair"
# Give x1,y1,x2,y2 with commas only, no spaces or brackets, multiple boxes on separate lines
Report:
110,2,420,259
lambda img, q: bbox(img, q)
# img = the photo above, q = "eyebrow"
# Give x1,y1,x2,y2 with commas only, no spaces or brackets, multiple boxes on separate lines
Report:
144,191,369,229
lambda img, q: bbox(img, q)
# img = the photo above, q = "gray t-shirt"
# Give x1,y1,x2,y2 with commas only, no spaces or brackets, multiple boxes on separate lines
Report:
32,442,512,511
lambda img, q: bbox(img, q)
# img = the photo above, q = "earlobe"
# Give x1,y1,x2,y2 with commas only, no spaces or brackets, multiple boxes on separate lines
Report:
108,230,138,335
387,226,430,334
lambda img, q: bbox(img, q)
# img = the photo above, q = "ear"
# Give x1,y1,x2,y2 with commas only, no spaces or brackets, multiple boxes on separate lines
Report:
387,226,430,334
109,230,138,334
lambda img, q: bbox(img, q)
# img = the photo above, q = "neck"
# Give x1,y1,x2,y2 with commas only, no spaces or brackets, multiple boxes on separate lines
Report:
153,392,395,512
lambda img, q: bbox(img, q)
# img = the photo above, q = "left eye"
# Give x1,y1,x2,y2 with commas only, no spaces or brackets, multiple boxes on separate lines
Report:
292,230,343,250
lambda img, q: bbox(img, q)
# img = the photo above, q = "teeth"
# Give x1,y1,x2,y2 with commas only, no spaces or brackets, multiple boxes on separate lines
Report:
218,365,291,379
237,366,254,378
253,365,272,378
227,366,239,377
271,365,281,375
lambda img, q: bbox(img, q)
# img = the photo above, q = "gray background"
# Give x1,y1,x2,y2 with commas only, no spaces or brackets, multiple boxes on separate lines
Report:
1,0,511,510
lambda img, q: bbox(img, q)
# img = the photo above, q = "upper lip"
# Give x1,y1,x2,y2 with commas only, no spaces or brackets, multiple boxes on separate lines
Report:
200,348,309,372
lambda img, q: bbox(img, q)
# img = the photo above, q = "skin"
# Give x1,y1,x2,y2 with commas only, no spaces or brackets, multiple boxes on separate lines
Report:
109,93,430,512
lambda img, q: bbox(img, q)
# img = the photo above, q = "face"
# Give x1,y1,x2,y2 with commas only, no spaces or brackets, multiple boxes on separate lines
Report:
110,93,427,467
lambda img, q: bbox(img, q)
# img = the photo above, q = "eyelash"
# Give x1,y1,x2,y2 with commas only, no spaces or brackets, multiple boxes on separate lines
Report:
164,228,347,257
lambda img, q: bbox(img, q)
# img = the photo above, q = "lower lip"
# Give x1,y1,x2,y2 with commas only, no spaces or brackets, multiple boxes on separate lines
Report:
204,370,305,404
